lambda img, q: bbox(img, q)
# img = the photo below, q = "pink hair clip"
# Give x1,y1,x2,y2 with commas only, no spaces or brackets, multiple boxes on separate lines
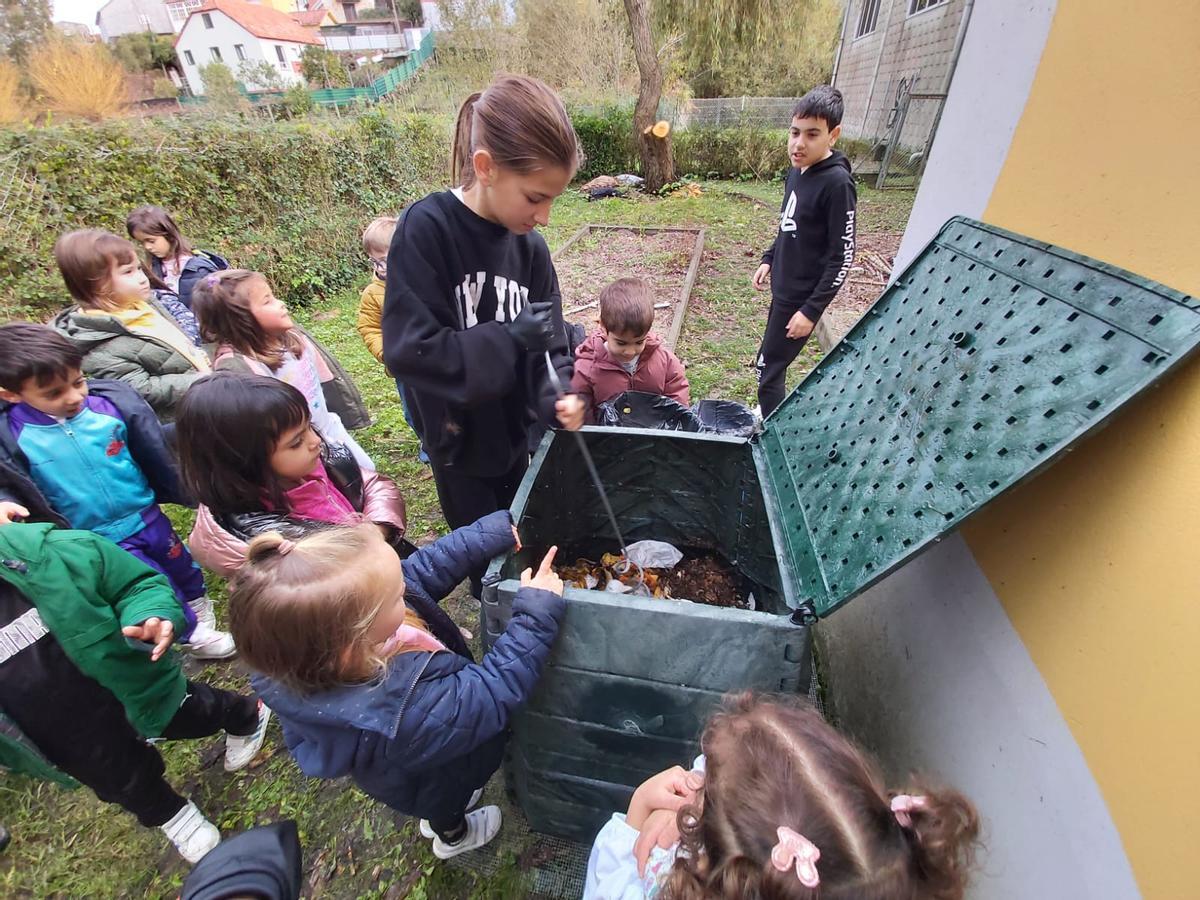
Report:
771,826,820,888
203,273,221,287
276,538,296,556
891,794,928,828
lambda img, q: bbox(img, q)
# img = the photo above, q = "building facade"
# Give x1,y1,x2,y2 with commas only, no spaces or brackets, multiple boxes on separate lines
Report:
175,0,321,94
832,0,969,147
95,0,175,41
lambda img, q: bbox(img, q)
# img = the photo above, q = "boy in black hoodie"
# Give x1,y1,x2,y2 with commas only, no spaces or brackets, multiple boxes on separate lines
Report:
753,86,857,416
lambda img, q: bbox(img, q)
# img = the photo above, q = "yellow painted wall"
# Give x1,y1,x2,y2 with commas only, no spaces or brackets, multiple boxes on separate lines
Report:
964,1,1200,896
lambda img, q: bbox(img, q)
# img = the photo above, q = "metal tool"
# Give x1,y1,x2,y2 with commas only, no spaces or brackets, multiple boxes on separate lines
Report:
544,351,632,570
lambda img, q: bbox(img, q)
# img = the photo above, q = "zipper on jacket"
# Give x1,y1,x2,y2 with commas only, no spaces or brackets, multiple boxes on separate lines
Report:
59,421,119,524
391,652,435,739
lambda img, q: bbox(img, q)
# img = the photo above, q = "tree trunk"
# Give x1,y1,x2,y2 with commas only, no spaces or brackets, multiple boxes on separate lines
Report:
623,0,674,191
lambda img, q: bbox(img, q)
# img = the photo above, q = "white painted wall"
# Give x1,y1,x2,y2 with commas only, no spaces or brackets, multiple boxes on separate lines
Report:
818,2,1142,897
177,10,307,95
420,1,441,30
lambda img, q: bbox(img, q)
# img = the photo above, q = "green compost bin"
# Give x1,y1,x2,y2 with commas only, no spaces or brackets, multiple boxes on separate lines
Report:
481,216,1200,844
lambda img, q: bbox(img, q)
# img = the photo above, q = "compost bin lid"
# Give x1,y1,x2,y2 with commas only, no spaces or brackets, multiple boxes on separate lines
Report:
758,216,1200,619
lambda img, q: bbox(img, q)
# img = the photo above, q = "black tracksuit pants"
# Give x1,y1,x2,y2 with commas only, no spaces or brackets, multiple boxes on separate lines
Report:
755,300,813,417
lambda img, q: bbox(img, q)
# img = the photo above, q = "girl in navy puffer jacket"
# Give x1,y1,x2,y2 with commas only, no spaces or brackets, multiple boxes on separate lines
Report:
227,511,565,860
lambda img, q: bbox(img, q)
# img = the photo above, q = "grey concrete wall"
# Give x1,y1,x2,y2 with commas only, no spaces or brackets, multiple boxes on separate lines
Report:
834,0,968,144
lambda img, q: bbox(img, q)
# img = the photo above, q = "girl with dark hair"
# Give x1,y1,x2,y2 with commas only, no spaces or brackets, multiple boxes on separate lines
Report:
126,205,229,308
175,372,407,577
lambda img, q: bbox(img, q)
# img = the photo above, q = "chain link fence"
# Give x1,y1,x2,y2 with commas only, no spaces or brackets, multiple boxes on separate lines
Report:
681,96,799,129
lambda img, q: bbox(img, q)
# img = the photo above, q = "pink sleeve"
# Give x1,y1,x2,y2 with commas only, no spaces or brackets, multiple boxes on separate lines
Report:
360,467,407,535
188,506,250,578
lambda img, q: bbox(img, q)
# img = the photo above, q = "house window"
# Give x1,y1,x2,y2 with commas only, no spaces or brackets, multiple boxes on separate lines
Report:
202,11,213,28
855,0,882,38
275,44,286,62
234,44,246,60
342,2,357,22
183,49,195,66
909,0,948,13
209,46,222,62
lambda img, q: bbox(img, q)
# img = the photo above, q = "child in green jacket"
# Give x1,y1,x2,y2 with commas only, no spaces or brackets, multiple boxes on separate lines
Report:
0,522,270,864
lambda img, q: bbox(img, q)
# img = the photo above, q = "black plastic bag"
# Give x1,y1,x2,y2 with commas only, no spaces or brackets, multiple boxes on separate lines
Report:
596,392,758,436
693,398,758,438
597,391,703,432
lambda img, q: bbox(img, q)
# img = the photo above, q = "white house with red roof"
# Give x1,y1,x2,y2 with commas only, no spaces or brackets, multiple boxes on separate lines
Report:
175,0,322,95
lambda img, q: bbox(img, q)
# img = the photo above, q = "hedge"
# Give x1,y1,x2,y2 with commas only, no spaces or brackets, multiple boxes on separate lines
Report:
0,108,447,319
1,104,811,320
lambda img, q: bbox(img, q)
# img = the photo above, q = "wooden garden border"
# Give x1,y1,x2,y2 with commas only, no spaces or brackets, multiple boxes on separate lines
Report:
552,224,707,352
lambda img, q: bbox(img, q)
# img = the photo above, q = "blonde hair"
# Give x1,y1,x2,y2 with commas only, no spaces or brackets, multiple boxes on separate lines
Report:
228,526,398,693
362,216,397,255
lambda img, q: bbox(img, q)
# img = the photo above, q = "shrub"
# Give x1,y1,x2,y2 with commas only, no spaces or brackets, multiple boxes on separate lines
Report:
152,77,178,100
0,61,25,124
570,104,637,180
28,36,128,121
281,83,314,118
673,126,789,181
0,110,448,319
198,61,245,112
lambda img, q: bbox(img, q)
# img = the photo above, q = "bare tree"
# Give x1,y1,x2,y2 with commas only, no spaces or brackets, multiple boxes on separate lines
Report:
623,0,674,191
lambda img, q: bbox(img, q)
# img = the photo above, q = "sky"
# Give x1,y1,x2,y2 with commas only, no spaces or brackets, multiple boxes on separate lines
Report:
52,0,108,26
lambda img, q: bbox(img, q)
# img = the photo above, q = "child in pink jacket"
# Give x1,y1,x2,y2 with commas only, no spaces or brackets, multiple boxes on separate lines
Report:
570,277,690,422
174,373,407,577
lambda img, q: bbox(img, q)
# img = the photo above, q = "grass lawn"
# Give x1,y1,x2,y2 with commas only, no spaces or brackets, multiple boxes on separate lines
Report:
0,180,913,898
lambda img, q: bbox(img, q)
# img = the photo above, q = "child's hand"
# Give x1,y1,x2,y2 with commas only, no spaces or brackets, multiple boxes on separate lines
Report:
556,395,585,431
634,808,685,877
520,546,562,595
0,502,29,525
752,263,771,290
786,309,815,339
511,524,523,552
122,617,176,662
628,766,703,828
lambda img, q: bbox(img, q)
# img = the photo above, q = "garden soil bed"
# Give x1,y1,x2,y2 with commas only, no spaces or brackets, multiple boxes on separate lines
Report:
554,227,702,347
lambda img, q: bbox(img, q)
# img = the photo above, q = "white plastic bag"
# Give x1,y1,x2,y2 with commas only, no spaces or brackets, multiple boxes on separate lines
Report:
624,540,683,570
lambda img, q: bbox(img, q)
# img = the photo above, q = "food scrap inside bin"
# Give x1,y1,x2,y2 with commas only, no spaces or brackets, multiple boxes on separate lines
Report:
552,542,749,609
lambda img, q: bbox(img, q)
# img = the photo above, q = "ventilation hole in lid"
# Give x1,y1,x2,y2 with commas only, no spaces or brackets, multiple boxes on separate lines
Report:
903,538,913,547
1067,311,1079,321
1102,330,1115,340
1087,399,1101,410
997,337,1008,345
876,535,884,544
1043,268,1055,278
944,512,955,521
924,481,934,491
954,481,965,490
951,400,962,408
1037,297,1049,306
974,241,982,248
965,451,975,460
989,272,997,281
994,248,1004,258
1149,314,1163,326
887,508,896,517
988,364,1000,373
1035,442,1048,452
1073,281,1085,292
1030,325,1041,335
934,454,944,463
972,422,983,431
1143,352,1161,363
989,480,1000,489
1005,415,1017,425
1051,375,1064,385
1109,296,1122,306
1016,257,1027,267
998,447,1009,457
1014,384,1026,394
981,392,992,401
1095,363,1109,374
1003,310,1015,320
942,427,952,435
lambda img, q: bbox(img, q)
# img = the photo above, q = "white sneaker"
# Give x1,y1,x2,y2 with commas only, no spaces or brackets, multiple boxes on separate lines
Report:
224,701,271,772
188,595,218,629
183,621,237,660
419,788,484,839
430,805,502,860
161,801,220,864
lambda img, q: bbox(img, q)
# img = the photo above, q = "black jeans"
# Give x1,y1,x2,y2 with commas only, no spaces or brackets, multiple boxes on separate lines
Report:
431,456,527,598
755,301,813,417
428,811,468,844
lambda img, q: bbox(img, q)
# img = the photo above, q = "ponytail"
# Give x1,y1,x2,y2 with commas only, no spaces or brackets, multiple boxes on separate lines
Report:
449,75,582,188
895,783,981,900
451,90,483,188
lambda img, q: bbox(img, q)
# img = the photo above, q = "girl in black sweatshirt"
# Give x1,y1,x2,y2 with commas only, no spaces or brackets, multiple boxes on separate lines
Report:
382,75,584,590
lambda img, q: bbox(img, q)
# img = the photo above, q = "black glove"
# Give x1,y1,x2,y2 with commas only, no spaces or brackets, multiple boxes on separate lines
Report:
509,300,555,353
